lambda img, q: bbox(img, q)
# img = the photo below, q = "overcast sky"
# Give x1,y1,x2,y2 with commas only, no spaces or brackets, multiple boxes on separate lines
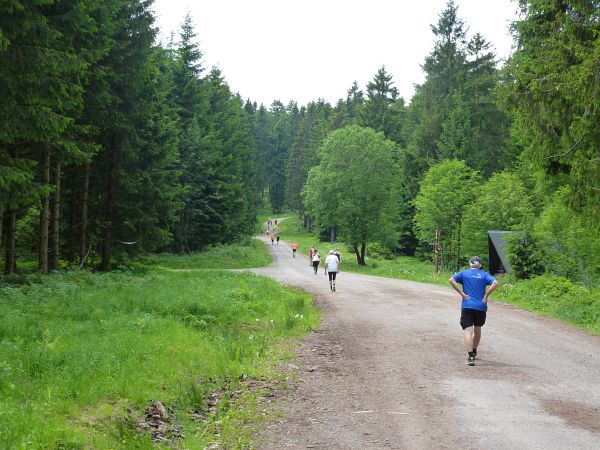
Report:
151,0,520,107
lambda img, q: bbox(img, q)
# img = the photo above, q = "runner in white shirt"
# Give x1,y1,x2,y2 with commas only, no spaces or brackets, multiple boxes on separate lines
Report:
312,250,321,275
324,250,340,291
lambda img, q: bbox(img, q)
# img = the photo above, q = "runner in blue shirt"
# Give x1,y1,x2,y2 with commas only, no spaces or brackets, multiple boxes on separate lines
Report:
449,256,499,366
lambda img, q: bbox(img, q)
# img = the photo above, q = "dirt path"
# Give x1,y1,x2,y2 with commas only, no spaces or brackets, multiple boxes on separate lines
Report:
250,236,600,449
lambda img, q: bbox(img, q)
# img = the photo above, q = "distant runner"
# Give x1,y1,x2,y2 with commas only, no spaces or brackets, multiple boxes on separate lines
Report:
291,242,298,258
311,250,320,275
324,250,340,292
271,235,275,245
276,234,280,245
449,256,499,366
309,246,315,266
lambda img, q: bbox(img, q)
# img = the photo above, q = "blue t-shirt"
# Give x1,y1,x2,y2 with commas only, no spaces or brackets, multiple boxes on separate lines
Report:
452,269,496,311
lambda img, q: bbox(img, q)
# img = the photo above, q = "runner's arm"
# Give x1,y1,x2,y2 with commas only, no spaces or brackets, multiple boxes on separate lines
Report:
483,280,499,302
448,278,469,300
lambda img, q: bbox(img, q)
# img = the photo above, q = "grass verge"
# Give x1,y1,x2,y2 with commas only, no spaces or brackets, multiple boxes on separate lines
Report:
0,240,319,448
494,274,600,335
137,237,272,270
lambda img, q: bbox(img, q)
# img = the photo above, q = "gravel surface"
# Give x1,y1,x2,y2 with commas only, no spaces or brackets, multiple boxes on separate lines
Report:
251,236,600,449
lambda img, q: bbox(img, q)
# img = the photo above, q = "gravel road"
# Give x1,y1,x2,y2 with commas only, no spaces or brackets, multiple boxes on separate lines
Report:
250,235,600,449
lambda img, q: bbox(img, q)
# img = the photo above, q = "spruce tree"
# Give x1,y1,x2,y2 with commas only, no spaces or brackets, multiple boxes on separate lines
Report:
358,66,404,142
501,0,600,225
0,0,91,273
286,100,332,220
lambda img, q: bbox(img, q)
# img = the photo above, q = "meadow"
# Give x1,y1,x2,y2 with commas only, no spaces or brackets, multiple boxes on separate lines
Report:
0,239,318,449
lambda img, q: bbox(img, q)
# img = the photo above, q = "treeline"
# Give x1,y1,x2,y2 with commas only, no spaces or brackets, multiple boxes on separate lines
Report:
253,1,600,286
254,2,513,260
2,0,599,287
1,2,257,273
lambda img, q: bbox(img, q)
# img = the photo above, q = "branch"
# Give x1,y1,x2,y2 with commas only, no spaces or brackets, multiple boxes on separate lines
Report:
79,243,92,269
544,135,583,159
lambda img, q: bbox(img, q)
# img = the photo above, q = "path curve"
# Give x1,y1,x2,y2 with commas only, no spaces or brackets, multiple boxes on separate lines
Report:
250,236,600,449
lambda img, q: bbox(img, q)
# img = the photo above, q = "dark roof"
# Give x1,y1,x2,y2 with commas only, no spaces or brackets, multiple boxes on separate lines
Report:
488,230,515,273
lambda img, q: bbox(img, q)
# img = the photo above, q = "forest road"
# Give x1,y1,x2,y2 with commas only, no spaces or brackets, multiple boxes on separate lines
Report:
249,235,600,450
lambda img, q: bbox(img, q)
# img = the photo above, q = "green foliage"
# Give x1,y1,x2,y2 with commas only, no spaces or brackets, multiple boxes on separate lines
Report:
404,1,514,184
139,238,271,270
501,0,600,224
532,186,600,286
462,172,534,262
285,100,333,214
0,5,260,273
497,274,600,334
303,125,400,264
266,101,299,213
506,231,545,280
0,252,317,448
358,66,405,143
413,159,479,270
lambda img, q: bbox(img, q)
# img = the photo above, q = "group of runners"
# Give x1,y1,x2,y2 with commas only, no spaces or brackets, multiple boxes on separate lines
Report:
309,247,341,291
267,221,498,366
266,218,280,245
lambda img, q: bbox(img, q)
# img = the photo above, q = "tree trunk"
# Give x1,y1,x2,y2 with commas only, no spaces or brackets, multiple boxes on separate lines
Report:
0,204,4,254
79,163,90,266
183,205,191,254
49,161,61,271
456,220,462,272
330,226,336,243
176,216,182,253
101,149,115,271
38,150,50,274
434,228,440,275
4,211,16,274
353,244,367,266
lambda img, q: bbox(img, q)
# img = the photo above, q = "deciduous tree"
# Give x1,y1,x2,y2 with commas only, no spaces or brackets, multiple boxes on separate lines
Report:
303,125,399,265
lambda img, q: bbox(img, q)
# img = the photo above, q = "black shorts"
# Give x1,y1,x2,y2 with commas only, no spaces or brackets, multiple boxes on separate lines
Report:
328,271,337,281
460,308,486,329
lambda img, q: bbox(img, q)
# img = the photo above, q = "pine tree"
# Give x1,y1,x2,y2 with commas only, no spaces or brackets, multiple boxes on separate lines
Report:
358,66,404,142
501,0,600,225
266,101,293,213
0,0,91,273
286,100,332,219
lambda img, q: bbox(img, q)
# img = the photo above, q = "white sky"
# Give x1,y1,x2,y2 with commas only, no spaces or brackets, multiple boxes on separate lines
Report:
152,0,520,107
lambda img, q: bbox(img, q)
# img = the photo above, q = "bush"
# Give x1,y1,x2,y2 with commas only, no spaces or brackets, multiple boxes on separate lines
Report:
498,274,600,333
506,231,545,280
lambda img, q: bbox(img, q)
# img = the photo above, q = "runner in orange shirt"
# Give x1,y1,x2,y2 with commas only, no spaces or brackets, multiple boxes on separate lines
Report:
291,242,299,258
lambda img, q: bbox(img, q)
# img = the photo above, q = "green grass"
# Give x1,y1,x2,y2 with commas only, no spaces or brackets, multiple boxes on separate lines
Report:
0,241,319,449
137,238,271,270
494,274,600,335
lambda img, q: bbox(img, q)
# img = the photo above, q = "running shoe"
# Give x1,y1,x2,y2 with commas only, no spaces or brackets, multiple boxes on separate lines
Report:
466,355,475,366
